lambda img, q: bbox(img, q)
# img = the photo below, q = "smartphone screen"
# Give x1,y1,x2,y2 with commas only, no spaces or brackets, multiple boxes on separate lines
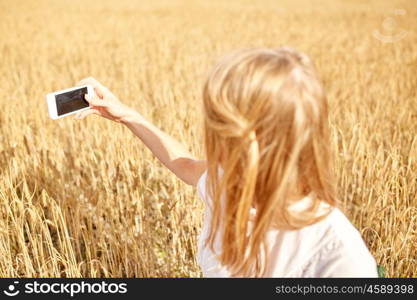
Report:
55,87,89,116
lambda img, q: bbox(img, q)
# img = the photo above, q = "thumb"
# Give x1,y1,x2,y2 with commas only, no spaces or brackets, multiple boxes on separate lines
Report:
85,93,106,107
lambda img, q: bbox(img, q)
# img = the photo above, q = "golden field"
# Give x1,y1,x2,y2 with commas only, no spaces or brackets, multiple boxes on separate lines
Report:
0,0,416,277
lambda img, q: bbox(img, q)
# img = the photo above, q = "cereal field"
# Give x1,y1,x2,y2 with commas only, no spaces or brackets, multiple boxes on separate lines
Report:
0,0,416,277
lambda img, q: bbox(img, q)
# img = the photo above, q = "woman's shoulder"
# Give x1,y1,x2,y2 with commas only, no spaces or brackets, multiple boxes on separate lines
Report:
323,208,373,251
298,207,376,259
284,207,378,277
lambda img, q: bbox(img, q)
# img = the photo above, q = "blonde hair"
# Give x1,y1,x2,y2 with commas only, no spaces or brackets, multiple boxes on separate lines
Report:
202,47,338,277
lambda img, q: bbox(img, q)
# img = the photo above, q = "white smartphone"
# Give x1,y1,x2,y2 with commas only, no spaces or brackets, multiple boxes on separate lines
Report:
46,85,94,120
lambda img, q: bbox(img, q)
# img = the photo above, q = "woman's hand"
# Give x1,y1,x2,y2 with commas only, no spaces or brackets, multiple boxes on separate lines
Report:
74,77,131,122
74,77,206,186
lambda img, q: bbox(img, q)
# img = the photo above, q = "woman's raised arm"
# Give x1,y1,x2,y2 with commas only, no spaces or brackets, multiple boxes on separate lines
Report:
74,77,207,186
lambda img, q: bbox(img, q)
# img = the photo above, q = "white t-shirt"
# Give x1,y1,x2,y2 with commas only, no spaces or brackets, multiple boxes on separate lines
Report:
196,170,378,277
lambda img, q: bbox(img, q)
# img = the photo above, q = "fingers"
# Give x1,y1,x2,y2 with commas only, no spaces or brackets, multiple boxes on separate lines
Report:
76,77,107,98
84,93,107,107
74,108,100,120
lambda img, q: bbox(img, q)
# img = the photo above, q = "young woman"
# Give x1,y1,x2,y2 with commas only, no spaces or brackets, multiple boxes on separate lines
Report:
75,47,378,277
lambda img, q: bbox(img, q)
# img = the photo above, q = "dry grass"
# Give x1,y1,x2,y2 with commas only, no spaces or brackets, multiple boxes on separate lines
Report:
0,0,416,277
